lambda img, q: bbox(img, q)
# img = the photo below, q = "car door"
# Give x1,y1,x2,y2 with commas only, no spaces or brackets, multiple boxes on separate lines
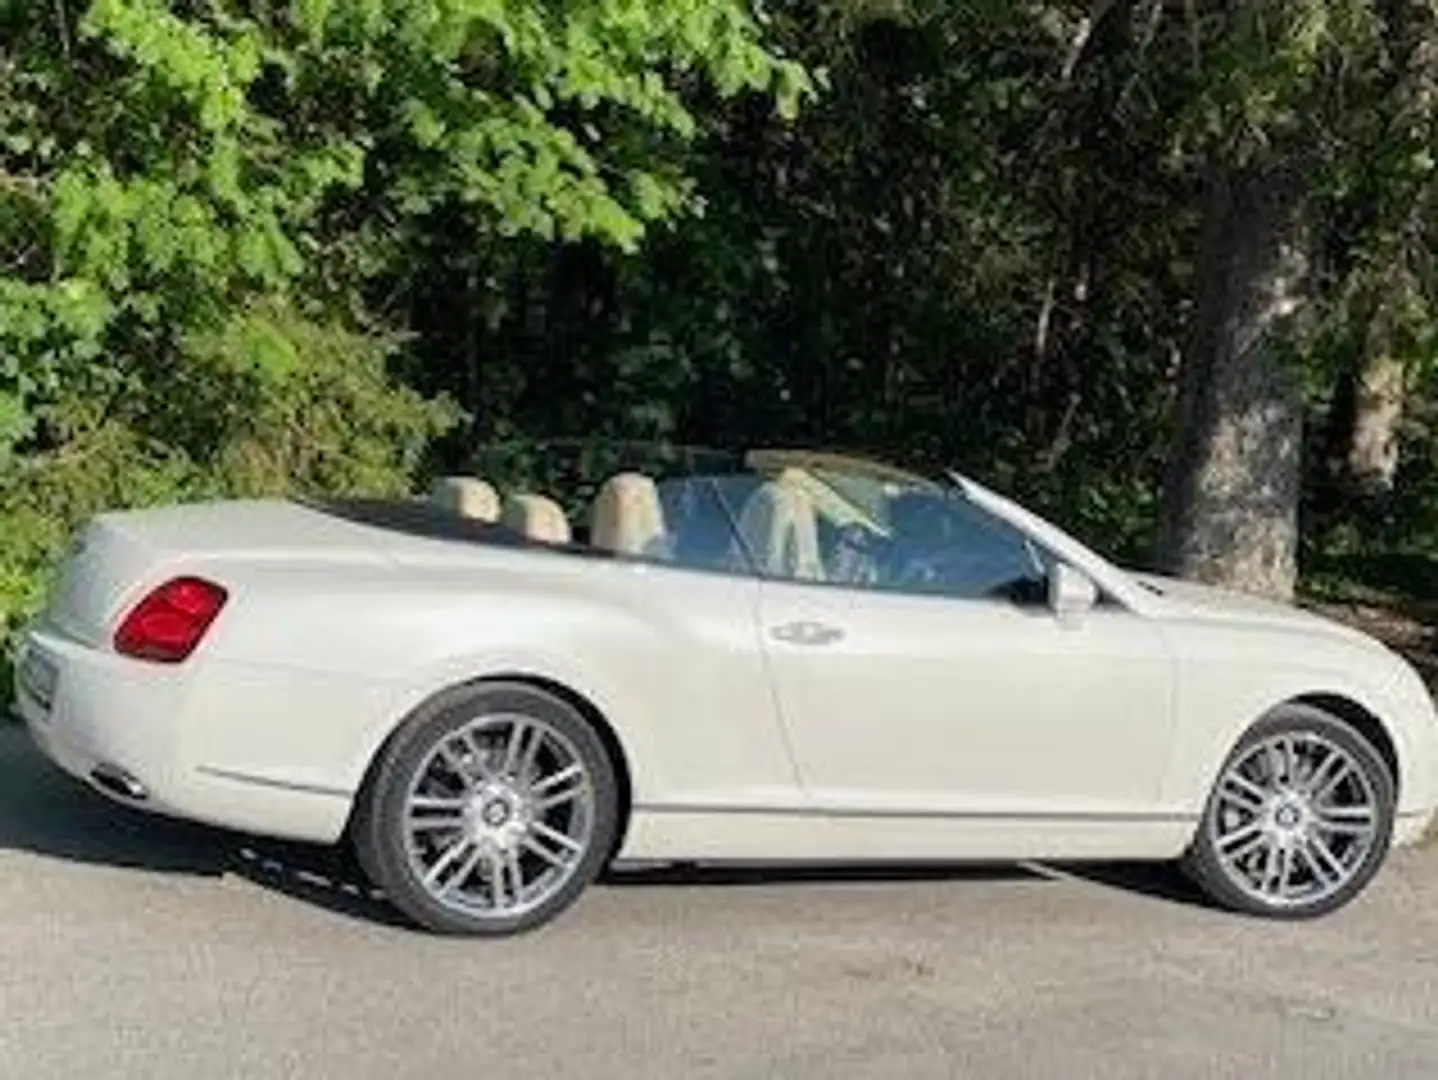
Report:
748,476,1177,818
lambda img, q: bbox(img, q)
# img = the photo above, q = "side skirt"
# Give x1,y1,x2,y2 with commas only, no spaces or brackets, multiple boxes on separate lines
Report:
617,805,1197,863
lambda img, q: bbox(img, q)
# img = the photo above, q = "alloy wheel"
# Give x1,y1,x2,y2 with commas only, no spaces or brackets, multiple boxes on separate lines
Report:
1207,731,1381,909
401,713,595,920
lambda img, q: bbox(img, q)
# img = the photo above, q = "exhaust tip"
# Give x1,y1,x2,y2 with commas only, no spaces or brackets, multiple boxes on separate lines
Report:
90,764,149,803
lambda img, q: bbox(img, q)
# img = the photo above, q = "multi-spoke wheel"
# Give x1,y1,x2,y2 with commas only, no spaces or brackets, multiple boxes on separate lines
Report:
352,681,619,935
1183,704,1395,919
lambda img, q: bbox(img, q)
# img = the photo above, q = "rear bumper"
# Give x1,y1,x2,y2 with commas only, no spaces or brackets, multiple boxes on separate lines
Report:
15,628,353,844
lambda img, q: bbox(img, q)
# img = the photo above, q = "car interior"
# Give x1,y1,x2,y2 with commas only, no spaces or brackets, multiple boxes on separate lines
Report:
430,469,810,575
426,464,1050,604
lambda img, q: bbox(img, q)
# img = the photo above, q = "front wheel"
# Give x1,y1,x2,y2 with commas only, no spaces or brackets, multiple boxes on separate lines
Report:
1182,704,1395,919
352,681,619,936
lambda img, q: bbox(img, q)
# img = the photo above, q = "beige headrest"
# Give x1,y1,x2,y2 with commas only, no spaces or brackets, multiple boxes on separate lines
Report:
737,481,824,581
590,472,666,556
430,476,501,522
502,493,572,546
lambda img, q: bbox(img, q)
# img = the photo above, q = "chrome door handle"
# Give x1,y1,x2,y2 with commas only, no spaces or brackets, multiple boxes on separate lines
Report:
769,620,845,646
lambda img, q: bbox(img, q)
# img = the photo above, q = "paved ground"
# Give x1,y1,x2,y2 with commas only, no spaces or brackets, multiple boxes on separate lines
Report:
3,725,1438,1080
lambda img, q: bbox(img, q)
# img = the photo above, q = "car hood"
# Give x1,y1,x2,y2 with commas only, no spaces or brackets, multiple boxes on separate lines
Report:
1128,571,1375,645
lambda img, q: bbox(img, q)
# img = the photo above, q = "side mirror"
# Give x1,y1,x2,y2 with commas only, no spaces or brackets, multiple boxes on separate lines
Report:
1048,563,1098,624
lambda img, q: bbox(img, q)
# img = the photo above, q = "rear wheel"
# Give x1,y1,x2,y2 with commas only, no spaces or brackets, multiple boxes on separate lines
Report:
352,681,619,936
1182,704,1395,919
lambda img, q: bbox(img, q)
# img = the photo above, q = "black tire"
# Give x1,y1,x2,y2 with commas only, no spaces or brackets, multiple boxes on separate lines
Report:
351,680,619,936
1181,703,1396,919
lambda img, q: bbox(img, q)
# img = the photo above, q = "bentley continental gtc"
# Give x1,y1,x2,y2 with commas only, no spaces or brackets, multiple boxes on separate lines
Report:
14,444,1437,934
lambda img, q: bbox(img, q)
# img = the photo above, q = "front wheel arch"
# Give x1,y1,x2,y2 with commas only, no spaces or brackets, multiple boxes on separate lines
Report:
1188,693,1402,827
1287,693,1400,798
1182,700,1397,918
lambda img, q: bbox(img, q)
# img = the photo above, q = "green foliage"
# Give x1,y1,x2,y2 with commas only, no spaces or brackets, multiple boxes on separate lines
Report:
277,0,813,251
182,304,457,497
1174,0,1382,164
0,305,453,642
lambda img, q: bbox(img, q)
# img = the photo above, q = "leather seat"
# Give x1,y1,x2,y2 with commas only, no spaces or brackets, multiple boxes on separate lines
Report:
501,494,572,545
429,476,501,523
736,480,825,581
590,473,668,558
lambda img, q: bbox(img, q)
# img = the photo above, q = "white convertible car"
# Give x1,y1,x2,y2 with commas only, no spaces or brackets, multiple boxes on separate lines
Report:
13,444,1438,935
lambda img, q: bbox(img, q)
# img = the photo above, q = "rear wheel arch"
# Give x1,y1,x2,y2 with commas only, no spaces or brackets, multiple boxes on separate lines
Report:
347,672,635,866
496,673,634,865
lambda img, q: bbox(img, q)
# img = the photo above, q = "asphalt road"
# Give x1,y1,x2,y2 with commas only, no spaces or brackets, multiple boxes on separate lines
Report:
3,724,1438,1080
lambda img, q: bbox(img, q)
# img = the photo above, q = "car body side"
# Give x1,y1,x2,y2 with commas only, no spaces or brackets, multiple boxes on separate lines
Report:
15,496,1438,863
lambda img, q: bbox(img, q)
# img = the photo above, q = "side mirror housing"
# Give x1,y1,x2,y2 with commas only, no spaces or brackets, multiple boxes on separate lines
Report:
1048,563,1098,624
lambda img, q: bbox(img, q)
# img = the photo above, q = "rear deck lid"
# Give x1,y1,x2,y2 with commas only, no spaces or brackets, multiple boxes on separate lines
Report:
41,499,391,646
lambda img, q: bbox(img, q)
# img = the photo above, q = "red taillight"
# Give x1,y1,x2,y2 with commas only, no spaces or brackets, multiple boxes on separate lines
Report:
113,577,228,663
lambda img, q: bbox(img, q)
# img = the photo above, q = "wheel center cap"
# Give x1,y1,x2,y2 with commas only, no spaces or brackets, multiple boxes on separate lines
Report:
1275,804,1302,829
482,799,512,827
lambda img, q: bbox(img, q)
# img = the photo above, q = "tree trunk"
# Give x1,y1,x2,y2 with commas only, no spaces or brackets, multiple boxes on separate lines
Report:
1345,332,1406,494
1156,165,1310,600
1323,270,1409,499
1328,0,1438,493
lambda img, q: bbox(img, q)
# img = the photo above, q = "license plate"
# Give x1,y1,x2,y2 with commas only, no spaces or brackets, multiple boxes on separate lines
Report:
17,646,58,714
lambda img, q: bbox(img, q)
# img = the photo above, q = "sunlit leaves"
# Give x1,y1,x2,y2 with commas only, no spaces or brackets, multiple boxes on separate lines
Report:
294,0,816,250
6,0,816,391
83,0,264,134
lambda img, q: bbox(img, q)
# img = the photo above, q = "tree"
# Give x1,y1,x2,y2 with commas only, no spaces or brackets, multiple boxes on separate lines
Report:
1328,0,1438,496
1156,160,1311,598
1155,1,1386,600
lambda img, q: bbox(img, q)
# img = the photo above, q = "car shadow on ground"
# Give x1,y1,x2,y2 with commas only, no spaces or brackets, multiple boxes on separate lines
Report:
1051,861,1211,907
0,721,1215,928
600,858,1212,911
600,861,1042,887
0,722,407,928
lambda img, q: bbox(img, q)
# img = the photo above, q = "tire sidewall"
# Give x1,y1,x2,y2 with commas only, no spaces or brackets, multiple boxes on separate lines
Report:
356,681,619,936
